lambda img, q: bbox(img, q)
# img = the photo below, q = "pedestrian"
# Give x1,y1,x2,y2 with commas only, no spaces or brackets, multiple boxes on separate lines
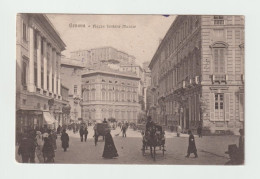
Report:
18,133,35,163
102,128,119,159
225,144,240,165
79,126,84,142
28,129,38,163
48,129,57,151
103,118,108,123
57,125,61,135
177,125,182,137
185,130,198,158
122,124,127,137
84,126,88,142
42,137,55,163
197,124,202,138
61,129,69,152
238,129,244,164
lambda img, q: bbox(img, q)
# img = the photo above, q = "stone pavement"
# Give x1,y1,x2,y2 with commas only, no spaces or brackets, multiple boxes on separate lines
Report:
52,127,239,165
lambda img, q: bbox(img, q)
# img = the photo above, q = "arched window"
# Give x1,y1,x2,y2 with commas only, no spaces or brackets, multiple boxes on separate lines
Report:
210,42,229,74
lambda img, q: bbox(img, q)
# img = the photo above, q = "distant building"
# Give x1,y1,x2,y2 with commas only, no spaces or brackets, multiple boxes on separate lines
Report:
70,47,136,66
81,67,141,122
142,61,152,112
60,56,85,122
149,15,244,134
16,13,67,131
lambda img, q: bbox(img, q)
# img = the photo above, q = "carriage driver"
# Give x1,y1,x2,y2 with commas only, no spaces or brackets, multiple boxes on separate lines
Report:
145,116,155,133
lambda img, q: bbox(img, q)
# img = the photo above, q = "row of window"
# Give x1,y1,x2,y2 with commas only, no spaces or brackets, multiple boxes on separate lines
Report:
83,111,138,120
82,91,137,102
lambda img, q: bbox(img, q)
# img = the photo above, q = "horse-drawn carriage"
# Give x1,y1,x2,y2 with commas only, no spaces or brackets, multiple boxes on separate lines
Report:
142,123,166,160
93,123,110,145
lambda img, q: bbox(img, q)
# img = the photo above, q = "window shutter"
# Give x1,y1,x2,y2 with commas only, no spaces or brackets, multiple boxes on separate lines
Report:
210,93,215,121
239,93,244,121
225,93,230,121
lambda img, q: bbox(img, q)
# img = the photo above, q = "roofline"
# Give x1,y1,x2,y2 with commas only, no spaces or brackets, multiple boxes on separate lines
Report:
149,15,179,69
32,14,66,51
81,70,140,80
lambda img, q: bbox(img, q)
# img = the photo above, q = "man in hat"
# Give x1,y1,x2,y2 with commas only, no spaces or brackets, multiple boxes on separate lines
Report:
225,144,240,165
185,130,198,158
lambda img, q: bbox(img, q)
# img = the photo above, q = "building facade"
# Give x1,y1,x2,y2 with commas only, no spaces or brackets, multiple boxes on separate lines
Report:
149,15,244,134
60,57,85,122
81,69,140,123
16,14,67,131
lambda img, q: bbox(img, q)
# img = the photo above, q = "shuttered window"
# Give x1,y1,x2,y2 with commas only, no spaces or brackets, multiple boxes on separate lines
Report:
214,48,225,73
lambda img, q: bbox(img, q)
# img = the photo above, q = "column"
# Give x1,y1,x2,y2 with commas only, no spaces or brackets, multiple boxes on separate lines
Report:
28,26,35,92
57,54,61,96
36,33,41,89
48,45,53,93
53,50,57,95
43,39,47,90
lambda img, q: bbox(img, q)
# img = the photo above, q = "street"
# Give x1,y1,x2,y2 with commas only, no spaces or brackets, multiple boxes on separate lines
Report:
50,127,239,165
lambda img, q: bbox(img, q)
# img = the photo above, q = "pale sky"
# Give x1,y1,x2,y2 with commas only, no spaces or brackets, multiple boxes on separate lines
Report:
47,14,176,65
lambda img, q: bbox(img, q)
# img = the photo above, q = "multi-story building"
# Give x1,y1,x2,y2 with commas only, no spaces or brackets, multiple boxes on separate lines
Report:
70,47,136,66
149,15,244,134
16,14,67,131
81,66,140,123
60,57,85,122
142,61,152,112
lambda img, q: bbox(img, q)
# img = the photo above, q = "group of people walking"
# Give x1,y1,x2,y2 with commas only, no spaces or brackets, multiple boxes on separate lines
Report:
17,126,70,163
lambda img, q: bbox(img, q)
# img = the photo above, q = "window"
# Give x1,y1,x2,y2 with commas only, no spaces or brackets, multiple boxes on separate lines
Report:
41,39,44,54
213,48,225,73
214,16,224,25
21,61,27,86
74,85,77,94
41,69,44,88
215,93,224,110
34,31,37,50
22,22,27,41
34,63,37,85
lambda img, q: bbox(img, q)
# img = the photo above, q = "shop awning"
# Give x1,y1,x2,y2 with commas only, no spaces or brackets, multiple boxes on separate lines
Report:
43,112,55,124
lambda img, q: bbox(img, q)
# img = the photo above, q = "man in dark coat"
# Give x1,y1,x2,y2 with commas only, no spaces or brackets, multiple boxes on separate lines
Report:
61,129,69,152
121,124,127,137
79,126,85,142
18,133,35,163
42,137,55,163
103,118,108,123
84,127,88,142
197,125,202,138
185,130,198,158
102,129,118,159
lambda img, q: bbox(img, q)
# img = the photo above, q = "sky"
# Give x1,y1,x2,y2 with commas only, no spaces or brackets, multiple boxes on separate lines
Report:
47,14,176,65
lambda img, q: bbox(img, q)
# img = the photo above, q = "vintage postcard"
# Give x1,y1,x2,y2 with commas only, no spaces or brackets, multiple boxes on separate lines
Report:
16,14,244,165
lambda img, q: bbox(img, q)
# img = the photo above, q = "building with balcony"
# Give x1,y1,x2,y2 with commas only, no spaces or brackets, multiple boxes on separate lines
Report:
16,13,68,132
149,15,244,134
81,67,141,123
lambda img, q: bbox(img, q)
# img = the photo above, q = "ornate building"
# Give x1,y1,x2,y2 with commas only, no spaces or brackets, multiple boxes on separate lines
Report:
16,14,68,131
149,15,244,135
81,67,140,122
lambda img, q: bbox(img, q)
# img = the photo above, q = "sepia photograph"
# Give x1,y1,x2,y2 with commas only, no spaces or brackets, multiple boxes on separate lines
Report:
15,13,245,165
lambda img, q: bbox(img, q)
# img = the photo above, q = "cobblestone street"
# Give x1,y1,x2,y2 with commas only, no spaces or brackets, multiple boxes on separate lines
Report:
37,128,240,165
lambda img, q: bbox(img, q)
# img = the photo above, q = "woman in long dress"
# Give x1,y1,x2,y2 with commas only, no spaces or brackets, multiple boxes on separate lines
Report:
102,129,118,159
